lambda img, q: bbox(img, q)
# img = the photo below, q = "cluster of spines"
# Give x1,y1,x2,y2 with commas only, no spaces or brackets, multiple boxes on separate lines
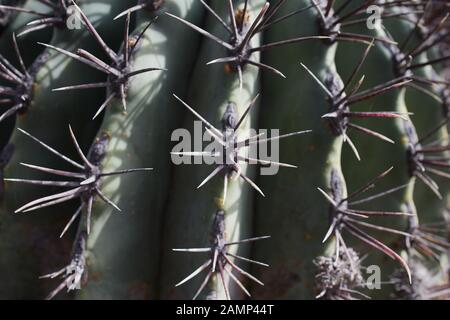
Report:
166,0,333,89
40,2,165,119
0,0,157,299
0,0,77,37
167,0,324,299
301,40,411,160
398,0,450,299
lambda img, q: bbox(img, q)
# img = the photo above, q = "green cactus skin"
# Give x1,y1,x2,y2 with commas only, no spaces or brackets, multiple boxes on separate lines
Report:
76,0,205,300
0,0,135,299
250,0,344,299
157,0,265,300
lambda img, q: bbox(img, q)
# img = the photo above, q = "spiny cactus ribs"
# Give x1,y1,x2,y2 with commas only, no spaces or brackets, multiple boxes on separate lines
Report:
0,34,49,122
171,93,311,198
0,0,449,300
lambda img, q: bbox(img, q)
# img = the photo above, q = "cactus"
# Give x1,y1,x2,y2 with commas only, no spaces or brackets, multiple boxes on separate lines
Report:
0,0,449,301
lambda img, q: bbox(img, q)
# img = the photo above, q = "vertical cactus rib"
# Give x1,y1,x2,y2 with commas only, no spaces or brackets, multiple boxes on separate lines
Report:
158,0,266,300
334,1,418,298
0,0,137,299
165,0,330,89
383,4,450,226
362,0,450,299
252,0,344,299
77,0,205,299
168,90,309,299
254,0,410,299
173,209,270,300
